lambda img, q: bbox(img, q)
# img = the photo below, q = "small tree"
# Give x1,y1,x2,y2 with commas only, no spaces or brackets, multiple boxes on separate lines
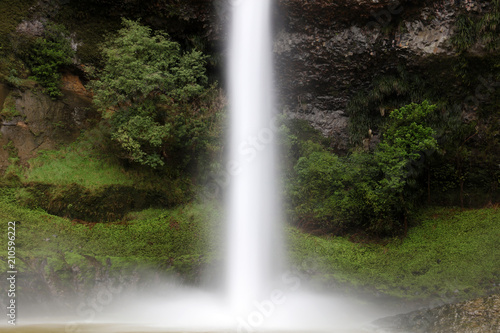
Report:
91,19,209,168
376,100,438,187
374,100,438,234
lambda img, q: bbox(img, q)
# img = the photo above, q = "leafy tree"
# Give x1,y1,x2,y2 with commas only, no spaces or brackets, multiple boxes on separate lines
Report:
376,100,438,192
373,100,438,234
90,19,210,168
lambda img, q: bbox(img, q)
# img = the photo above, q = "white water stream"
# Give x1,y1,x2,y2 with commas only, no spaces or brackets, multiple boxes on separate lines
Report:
2,1,403,332
226,0,282,315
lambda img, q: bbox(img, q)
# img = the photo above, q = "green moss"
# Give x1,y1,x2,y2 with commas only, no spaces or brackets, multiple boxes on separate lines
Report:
19,160,193,220
289,207,500,301
0,93,20,120
25,129,186,187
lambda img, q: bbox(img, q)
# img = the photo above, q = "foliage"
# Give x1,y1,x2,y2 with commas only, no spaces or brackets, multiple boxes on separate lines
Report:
479,0,500,50
289,101,438,236
451,1,500,52
0,191,221,282
426,56,500,206
92,19,207,109
53,3,122,65
291,149,373,232
451,14,477,53
111,103,171,168
346,66,426,144
21,23,75,98
90,19,213,168
376,101,438,191
0,0,35,50
288,207,500,301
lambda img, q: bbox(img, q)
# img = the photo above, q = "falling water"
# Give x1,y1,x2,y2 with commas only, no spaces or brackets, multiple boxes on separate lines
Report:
226,0,281,314
9,1,402,331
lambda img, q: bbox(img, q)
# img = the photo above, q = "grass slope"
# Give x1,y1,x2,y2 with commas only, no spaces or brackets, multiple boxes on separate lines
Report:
10,132,193,221
0,132,498,301
0,187,221,283
289,207,500,301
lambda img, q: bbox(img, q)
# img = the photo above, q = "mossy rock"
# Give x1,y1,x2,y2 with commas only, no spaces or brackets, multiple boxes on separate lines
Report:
0,91,21,121
20,182,185,222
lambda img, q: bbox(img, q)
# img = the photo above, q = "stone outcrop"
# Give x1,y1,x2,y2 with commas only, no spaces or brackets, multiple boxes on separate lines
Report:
0,78,96,172
3,0,494,157
373,294,500,333
273,0,492,151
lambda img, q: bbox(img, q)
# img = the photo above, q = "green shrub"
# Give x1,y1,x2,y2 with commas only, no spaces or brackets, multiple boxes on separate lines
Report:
346,67,426,144
22,23,75,98
289,101,438,236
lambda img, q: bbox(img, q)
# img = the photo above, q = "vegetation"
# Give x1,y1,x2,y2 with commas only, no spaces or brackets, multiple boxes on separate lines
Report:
12,23,75,98
0,0,497,308
1,181,497,302
0,0,35,49
90,19,212,169
0,187,221,284
288,207,500,301
451,14,477,53
479,0,500,50
287,101,438,236
451,0,500,52
346,66,426,144
17,130,193,221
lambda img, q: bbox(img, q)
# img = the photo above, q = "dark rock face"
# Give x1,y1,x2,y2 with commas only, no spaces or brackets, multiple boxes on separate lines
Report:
137,1,479,151
273,0,458,150
2,0,497,163
270,0,496,151
373,294,500,333
2,0,493,157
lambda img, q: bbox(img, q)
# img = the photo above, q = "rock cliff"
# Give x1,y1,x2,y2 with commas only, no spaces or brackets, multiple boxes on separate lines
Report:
273,0,496,150
1,0,497,158
0,0,498,198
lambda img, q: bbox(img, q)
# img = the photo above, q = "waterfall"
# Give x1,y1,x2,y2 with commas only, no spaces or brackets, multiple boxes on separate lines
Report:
226,0,282,314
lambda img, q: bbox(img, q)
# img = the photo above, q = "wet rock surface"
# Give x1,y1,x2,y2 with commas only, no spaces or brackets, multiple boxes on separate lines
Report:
373,294,500,333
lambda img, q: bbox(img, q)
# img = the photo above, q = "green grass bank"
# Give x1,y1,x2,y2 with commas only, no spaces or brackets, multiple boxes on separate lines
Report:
289,207,500,301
